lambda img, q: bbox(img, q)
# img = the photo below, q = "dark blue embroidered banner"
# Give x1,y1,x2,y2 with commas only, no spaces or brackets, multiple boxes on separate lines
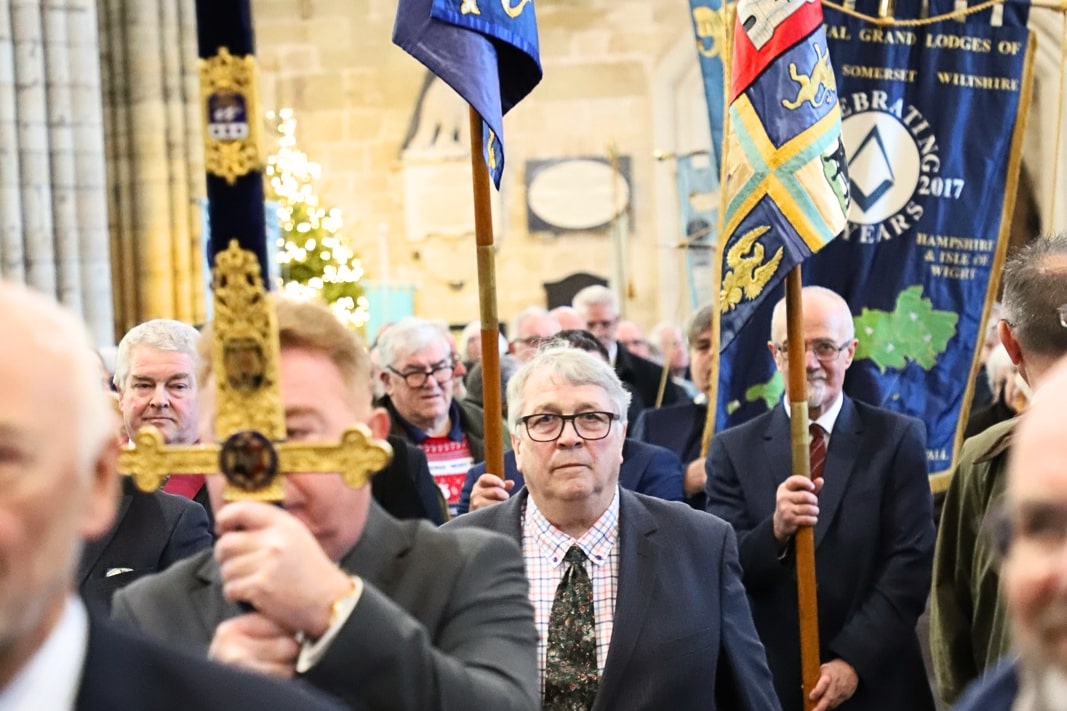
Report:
714,0,1034,479
393,0,542,188
687,0,729,172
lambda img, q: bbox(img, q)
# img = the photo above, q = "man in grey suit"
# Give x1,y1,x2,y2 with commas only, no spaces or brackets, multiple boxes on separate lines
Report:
447,347,779,711
706,286,935,711
113,297,538,711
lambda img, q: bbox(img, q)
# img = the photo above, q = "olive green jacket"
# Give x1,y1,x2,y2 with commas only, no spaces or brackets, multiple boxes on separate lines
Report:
929,417,1017,708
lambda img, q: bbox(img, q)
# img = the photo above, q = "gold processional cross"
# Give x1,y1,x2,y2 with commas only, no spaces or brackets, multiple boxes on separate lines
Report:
118,241,393,502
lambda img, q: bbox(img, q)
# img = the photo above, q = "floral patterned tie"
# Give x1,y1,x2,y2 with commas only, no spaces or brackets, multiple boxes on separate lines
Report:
543,545,598,710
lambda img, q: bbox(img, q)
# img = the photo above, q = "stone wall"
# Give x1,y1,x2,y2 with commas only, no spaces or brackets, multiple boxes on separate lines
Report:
251,0,697,332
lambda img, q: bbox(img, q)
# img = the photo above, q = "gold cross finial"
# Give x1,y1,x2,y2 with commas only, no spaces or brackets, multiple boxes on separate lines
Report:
118,241,392,502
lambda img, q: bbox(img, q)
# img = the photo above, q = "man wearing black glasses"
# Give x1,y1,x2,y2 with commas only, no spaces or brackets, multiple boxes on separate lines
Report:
446,346,780,711
376,317,508,516
706,286,935,711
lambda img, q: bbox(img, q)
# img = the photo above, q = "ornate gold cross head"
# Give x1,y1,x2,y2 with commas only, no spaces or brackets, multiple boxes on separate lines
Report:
118,241,392,502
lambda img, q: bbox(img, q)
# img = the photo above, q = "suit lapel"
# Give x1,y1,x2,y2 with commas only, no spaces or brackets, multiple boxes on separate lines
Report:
594,491,657,711
77,492,134,585
338,501,413,590
194,551,242,639
814,397,861,549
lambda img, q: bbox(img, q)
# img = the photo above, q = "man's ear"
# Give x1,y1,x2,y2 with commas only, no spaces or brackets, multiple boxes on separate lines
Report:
999,320,1023,366
511,430,524,472
80,437,121,541
366,406,390,440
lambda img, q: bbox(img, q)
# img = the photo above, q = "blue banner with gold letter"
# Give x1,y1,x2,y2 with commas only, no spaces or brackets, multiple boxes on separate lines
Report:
716,0,1034,481
393,0,542,188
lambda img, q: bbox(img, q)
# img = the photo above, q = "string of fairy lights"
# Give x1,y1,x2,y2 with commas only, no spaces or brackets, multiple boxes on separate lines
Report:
265,108,371,331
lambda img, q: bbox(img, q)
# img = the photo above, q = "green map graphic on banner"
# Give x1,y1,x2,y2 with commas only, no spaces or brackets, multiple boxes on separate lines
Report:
714,0,1034,480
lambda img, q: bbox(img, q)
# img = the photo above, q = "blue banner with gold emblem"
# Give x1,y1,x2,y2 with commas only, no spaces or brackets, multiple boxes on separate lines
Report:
688,0,729,171
712,0,850,425
716,0,1034,481
393,0,542,188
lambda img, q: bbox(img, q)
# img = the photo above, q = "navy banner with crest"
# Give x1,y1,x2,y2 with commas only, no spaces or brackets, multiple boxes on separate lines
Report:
715,0,1034,480
393,0,542,188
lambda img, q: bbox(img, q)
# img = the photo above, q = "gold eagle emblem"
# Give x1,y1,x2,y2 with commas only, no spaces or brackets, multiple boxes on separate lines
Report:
720,225,784,312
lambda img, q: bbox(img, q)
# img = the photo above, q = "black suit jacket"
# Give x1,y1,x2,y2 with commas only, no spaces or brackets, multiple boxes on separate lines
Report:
446,488,781,711
705,397,935,711
76,617,344,710
456,438,685,514
371,434,449,525
78,479,212,615
614,345,683,411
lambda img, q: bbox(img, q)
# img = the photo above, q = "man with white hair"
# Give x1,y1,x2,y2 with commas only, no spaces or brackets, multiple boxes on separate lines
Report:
571,285,683,411
377,317,508,514
0,280,343,710
78,319,211,614
447,346,779,710
508,307,561,362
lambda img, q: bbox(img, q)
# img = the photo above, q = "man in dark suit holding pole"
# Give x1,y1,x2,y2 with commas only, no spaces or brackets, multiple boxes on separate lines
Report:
706,286,936,711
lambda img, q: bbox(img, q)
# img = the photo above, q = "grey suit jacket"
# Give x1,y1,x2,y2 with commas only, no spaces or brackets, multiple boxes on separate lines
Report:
445,488,781,711
112,501,539,711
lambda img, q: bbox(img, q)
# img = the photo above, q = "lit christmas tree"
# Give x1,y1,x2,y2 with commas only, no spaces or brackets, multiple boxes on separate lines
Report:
265,108,370,331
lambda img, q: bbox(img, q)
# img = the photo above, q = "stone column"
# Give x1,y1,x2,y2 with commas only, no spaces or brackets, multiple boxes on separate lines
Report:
0,0,114,346
99,0,205,335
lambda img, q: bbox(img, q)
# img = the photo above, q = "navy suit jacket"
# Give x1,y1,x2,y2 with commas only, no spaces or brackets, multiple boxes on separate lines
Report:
632,400,708,509
951,659,1018,711
78,479,212,615
705,396,936,711
445,488,780,711
77,617,344,710
456,438,684,515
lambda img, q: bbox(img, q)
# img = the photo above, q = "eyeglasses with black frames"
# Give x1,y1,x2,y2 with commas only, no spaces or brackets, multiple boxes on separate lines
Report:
519,411,619,442
387,362,455,388
774,339,851,363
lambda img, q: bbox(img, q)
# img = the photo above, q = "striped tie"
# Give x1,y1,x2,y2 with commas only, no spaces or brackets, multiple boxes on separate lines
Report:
543,545,598,710
809,423,827,480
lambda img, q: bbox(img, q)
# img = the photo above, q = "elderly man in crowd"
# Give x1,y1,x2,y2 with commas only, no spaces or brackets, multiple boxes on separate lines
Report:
78,319,211,614
0,281,343,710
112,297,538,710
706,286,935,711
375,317,508,514
448,346,779,710
572,285,683,412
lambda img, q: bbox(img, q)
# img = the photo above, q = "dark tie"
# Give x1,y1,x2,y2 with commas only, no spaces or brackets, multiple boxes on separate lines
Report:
809,423,827,480
544,545,598,710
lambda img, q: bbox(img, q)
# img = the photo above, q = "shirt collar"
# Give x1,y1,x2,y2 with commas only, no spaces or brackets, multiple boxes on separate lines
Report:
782,392,844,435
0,596,88,711
526,488,620,569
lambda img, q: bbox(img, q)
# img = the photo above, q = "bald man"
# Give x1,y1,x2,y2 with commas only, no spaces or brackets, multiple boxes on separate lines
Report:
706,286,935,711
